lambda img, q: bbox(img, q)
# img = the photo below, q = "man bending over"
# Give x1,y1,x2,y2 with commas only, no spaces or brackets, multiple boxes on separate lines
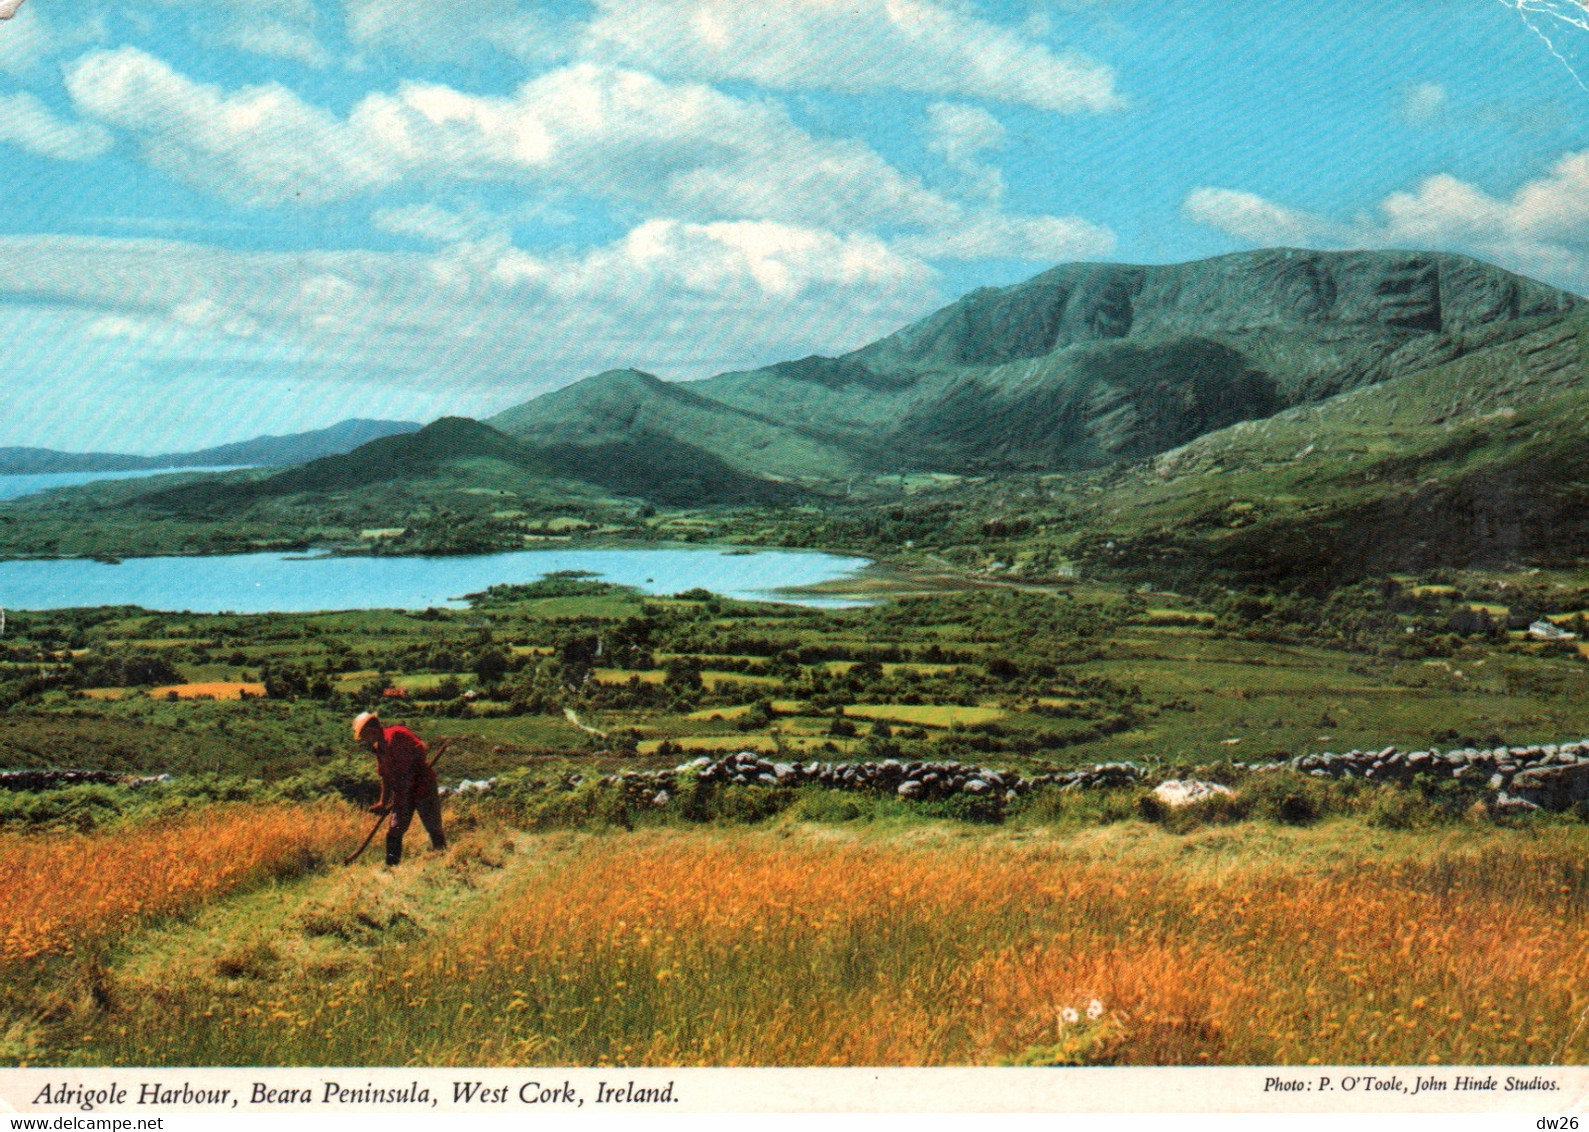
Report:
353,711,446,866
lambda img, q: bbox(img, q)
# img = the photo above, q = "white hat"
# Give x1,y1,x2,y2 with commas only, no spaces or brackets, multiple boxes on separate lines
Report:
352,711,380,740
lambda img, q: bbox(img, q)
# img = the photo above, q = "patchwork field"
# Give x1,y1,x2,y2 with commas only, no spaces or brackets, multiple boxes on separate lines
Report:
3,569,1589,1066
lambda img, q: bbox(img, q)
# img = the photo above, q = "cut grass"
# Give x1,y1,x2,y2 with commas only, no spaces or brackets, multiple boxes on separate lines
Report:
42,819,1589,1067
0,802,363,965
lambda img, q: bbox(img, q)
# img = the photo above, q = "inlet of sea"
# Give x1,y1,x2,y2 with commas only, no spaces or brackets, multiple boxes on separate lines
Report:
0,547,875,613
0,466,253,502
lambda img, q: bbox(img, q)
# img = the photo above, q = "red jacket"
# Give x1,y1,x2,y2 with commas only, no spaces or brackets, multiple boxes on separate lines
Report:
373,724,438,808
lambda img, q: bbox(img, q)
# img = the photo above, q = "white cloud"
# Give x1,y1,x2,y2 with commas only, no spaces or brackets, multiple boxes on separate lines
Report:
582,0,1122,113
1184,149,1589,293
66,48,395,206
61,49,1119,263
373,199,576,242
343,0,552,64
0,3,45,74
64,51,943,227
925,101,1006,202
926,102,1006,166
359,63,948,228
142,0,329,67
0,3,104,78
898,209,1116,261
491,218,931,302
1398,81,1448,126
86,314,146,340
372,203,491,243
0,91,113,161
171,296,260,337
0,225,944,450
1181,187,1344,247
224,21,331,68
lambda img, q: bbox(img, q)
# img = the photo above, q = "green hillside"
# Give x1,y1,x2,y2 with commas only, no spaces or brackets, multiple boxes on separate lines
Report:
136,417,557,509
0,414,808,558
487,369,860,482
492,250,1581,480
971,306,1589,589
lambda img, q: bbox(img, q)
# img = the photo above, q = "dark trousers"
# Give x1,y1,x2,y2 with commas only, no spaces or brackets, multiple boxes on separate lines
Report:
386,789,445,865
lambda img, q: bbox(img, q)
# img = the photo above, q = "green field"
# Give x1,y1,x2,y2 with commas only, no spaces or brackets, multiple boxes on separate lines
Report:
0,567,1584,789
5,566,1589,1067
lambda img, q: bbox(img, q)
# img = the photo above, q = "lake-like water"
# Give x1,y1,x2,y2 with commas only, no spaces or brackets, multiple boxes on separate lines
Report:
0,466,252,502
0,548,872,612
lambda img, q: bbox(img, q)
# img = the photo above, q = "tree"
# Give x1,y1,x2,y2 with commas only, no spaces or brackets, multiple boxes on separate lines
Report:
474,647,509,687
664,655,704,693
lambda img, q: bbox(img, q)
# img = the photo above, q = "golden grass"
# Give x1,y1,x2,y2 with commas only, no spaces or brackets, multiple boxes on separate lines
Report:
1145,609,1216,623
593,668,665,685
637,735,781,753
844,703,1006,728
148,682,266,700
702,672,780,689
0,803,363,965
611,667,782,689
686,704,754,720
333,672,477,691
822,661,962,675
72,824,1589,1066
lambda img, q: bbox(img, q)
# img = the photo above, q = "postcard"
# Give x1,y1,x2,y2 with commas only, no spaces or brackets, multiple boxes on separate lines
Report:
2,0,1589,1120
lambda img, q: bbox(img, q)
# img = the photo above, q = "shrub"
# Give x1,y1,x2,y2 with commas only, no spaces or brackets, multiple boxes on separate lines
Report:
0,783,129,831
713,785,798,825
797,792,864,823
1242,771,1332,826
937,792,1005,825
1362,787,1441,830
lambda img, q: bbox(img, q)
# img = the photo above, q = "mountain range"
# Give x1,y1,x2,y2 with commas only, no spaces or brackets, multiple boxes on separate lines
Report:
20,247,1588,586
0,419,421,474
486,248,1579,481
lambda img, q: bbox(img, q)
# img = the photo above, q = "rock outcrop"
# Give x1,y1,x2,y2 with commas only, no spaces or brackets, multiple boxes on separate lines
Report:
1153,779,1234,808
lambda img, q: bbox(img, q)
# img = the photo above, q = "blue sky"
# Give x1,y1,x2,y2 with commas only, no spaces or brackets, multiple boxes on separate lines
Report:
0,0,1587,453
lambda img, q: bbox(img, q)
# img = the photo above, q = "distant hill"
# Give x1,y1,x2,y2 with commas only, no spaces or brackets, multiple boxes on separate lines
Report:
137,416,805,515
488,369,861,482
0,419,422,474
490,249,1579,479
258,417,547,495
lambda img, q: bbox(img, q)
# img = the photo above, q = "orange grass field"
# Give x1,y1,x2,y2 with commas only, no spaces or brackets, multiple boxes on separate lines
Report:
0,803,364,964
78,683,266,701
38,820,1589,1067
149,683,267,700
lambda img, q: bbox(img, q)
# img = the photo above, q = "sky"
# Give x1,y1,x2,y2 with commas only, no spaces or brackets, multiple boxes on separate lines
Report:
1,0,1588,454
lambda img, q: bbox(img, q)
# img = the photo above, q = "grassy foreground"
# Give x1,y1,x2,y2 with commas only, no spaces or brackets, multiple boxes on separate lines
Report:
8,801,1589,1067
